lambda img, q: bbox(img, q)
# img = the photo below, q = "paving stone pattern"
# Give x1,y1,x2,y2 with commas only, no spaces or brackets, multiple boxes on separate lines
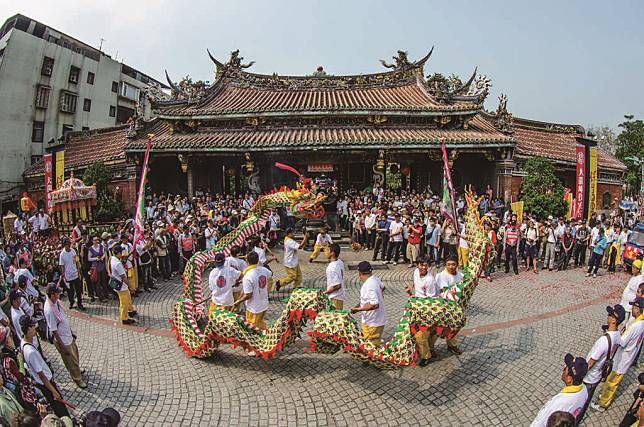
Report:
42,247,638,426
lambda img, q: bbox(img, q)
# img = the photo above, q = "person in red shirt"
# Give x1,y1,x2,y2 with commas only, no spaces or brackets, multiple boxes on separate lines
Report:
406,217,423,268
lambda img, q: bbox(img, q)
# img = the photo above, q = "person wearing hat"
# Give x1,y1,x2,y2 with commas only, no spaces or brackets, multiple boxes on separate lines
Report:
350,261,386,347
309,227,333,263
530,353,589,427
594,296,644,411
83,407,121,427
208,253,241,314
44,283,86,389
620,259,644,322
58,237,84,311
586,227,608,278
119,234,139,296
108,245,137,325
577,304,625,422
406,255,438,366
19,315,71,419
325,243,345,310
233,252,273,342
275,228,307,291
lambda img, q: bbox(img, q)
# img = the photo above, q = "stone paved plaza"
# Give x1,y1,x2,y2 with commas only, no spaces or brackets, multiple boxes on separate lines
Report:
43,247,639,426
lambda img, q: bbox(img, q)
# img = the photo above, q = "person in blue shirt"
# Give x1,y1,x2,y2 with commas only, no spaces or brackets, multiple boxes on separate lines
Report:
425,217,441,266
586,228,608,278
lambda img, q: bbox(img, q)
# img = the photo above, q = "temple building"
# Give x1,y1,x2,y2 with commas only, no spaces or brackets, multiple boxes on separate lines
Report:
23,48,626,212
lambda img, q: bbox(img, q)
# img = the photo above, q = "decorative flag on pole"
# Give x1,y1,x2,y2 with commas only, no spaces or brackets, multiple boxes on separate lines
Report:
133,134,154,245
440,139,457,225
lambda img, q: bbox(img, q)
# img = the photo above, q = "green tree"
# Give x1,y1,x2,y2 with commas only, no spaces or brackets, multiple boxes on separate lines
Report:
615,115,644,195
82,161,123,221
521,157,566,219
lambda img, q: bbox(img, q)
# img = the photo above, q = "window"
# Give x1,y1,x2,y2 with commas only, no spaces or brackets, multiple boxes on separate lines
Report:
62,124,74,141
60,91,78,113
32,121,44,143
41,57,54,76
119,82,140,101
116,105,135,124
111,81,118,93
69,66,80,84
35,85,51,109
83,98,91,112
31,156,42,165
109,105,116,117
87,71,95,85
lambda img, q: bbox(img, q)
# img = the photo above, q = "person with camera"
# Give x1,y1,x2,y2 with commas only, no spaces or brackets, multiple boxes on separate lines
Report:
594,296,644,412
19,315,71,419
530,353,588,427
43,284,86,389
577,304,625,423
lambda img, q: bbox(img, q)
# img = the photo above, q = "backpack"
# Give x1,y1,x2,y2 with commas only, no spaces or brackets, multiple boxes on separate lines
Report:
601,333,615,382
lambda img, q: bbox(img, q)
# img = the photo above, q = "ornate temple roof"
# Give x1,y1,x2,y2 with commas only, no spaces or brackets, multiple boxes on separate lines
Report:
153,49,489,119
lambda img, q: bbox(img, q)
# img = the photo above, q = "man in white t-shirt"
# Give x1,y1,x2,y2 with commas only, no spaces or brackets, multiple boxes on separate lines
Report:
109,245,137,325
14,259,39,299
58,237,85,311
44,284,86,388
406,255,438,366
577,304,624,423
350,261,386,347
234,252,273,336
385,214,404,265
38,209,51,235
432,256,465,355
309,227,333,263
20,315,71,419
619,259,644,321
325,244,345,310
27,213,40,238
530,353,589,427
594,296,644,411
224,246,248,301
276,228,307,291
209,253,241,312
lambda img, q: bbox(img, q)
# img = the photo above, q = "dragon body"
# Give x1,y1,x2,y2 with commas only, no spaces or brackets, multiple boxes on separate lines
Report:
172,184,492,369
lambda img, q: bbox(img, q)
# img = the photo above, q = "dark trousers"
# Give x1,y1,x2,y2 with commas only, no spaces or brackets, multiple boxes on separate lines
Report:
587,251,602,274
578,381,599,424
387,241,402,262
442,243,457,263
557,249,572,271
158,255,171,279
504,245,518,274
66,278,83,308
367,229,376,250
373,233,388,261
37,381,70,419
607,245,618,272
139,263,152,290
573,242,587,266
427,245,440,265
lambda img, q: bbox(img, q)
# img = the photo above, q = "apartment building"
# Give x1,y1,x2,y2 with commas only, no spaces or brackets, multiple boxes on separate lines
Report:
0,14,166,207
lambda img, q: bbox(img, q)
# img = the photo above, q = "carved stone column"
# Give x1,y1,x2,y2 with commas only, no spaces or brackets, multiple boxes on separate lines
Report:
495,158,515,202
187,164,194,198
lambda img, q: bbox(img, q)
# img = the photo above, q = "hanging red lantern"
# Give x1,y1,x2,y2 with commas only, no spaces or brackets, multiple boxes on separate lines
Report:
400,166,410,176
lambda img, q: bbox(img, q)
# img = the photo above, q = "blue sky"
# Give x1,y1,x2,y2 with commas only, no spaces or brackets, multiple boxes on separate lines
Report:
5,0,644,129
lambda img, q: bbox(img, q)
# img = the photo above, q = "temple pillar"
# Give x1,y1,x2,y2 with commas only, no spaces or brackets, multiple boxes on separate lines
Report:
495,158,515,202
187,166,194,198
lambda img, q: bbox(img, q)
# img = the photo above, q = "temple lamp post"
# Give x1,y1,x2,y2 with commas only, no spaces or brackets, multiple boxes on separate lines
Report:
624,155,644,197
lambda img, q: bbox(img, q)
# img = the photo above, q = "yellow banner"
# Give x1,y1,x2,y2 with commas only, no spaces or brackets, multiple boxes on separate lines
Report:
511,201,524,224
55,151,65,189
587,147,598,221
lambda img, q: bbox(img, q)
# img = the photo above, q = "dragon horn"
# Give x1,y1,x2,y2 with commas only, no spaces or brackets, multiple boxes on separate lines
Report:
274,162,303,179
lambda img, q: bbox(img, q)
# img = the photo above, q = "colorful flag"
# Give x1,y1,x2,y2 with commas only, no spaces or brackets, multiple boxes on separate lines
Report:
440,140,457,225
133,135,153,244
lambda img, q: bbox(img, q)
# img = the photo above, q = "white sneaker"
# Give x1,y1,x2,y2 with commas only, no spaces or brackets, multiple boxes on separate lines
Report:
393,262,398,266
585,273,591,277
248,351,256,357
590,403,605,413
593,273,597,278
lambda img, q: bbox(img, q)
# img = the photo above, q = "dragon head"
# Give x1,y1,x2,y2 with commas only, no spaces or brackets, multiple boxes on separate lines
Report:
286,180,326,219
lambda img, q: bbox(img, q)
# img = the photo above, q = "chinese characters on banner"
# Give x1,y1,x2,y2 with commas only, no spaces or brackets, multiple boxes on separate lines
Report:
43,154,53,212
575,145,585,219
55,151,65,189
587,146,598,222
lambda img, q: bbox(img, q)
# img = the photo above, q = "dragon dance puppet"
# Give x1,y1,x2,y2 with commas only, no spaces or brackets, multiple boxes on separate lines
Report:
171,165,494,369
